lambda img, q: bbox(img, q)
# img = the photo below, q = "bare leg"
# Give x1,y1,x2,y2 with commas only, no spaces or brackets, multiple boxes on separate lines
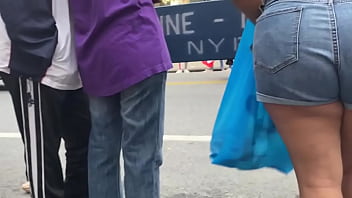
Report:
341,109,352,198
265,103,343,198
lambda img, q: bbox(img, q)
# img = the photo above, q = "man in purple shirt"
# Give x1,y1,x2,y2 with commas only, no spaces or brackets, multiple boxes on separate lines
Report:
69,0,172,197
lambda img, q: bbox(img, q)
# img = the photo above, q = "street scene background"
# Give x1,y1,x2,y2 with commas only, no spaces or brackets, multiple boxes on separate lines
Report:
0,69,299,198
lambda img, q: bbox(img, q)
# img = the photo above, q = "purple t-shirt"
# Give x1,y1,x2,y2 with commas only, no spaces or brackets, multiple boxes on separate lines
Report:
69,0,172,96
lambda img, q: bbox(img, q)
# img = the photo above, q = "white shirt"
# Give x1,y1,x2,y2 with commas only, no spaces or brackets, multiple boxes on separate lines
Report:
0,0,82,90
0,17,10,74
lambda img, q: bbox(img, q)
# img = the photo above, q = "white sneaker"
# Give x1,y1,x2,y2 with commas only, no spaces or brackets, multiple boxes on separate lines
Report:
184,69,190,73
22,181,31,194
176,70,182,74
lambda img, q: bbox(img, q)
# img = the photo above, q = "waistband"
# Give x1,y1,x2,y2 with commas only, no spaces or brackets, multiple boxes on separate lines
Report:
264,0,352,5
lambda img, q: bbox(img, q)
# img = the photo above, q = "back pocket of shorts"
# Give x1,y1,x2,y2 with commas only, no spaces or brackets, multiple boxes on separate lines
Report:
253,6,303,73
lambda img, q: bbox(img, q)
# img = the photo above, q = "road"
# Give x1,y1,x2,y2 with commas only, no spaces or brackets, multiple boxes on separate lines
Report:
0,71,298,198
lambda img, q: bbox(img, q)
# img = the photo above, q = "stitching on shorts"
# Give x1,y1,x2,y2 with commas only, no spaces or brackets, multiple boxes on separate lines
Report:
328,3,341,70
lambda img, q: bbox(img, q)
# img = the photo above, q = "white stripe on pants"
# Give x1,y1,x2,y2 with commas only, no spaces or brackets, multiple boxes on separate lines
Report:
19,78,46,198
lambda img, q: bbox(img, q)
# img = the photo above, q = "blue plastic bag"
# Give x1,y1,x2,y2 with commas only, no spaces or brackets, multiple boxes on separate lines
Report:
210,21,293,174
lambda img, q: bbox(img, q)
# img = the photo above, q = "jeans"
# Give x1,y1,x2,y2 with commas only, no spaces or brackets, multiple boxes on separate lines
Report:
88,72,167,198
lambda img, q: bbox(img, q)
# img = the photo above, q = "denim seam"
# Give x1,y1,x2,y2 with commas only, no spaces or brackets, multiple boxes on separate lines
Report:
296,7,303,69
257,7,301,22
153,73,166,198
328,3,340,68
153,91,161,198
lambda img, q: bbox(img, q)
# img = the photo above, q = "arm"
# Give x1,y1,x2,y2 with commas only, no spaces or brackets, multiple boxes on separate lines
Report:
232,0,263,23
0,0,58,80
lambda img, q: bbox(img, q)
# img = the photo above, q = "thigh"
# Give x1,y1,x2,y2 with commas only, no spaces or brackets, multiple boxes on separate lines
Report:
88,93,123,149
60,90,90,198
341,109,352,172
336,2,352,109
18,79,64,198
120,72,166,197
38,85,66,198
120,72,167,161
39,85,64,147
61,89,90,151
265,103,343,195
88,94,123,198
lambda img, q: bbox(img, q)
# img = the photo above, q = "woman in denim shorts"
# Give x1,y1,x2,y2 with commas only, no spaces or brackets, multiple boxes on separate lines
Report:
233,0,352,197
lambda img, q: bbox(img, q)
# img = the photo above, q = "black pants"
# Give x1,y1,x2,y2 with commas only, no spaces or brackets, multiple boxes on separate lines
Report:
0,72,90,198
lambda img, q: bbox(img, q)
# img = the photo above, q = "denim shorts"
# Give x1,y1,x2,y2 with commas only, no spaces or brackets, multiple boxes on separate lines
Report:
253,0,352,109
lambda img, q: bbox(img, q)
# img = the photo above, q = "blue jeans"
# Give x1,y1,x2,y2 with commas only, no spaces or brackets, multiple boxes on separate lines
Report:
88,72,166,198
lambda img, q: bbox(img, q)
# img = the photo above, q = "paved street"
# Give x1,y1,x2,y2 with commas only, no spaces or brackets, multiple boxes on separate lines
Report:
0,71,298,198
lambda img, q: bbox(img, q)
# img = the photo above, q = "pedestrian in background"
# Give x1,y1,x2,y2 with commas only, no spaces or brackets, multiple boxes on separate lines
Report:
176,62,190,73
